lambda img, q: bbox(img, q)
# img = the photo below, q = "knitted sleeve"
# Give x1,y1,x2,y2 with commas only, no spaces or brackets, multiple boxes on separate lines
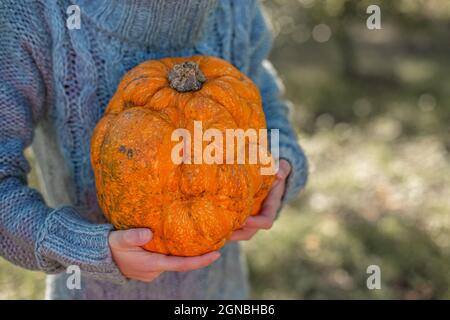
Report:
0,1,125,284
247,1,308,204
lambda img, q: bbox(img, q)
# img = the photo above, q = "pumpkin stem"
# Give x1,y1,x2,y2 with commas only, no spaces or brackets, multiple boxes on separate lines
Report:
168,61,206,92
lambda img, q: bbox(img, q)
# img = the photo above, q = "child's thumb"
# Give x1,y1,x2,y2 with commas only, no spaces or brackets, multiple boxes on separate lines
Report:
110,228,152,248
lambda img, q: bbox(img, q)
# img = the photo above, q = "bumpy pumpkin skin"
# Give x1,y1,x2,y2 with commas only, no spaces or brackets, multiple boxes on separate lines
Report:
91,56,275,256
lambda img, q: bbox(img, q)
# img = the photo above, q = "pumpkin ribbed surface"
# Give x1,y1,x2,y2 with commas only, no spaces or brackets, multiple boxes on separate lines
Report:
91,56,275,256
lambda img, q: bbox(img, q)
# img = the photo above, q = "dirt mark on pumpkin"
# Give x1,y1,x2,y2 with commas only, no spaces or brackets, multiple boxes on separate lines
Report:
118,145,134,159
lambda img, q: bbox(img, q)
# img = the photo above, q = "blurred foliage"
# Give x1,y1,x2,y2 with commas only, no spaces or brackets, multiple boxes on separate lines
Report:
1,0,450,300
245,131,450,299
245,0,450,299
263,0,450,145
0,259,45,300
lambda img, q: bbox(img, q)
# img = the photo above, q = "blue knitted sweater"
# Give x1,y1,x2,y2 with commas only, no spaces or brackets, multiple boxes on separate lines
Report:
0,0,308,299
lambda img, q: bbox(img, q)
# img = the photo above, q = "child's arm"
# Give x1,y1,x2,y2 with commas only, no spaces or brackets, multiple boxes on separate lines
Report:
0,2,125,283
247,1,308,205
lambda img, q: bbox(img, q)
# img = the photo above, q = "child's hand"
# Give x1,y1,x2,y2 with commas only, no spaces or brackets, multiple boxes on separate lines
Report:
230,159,291,241
109,229,220,282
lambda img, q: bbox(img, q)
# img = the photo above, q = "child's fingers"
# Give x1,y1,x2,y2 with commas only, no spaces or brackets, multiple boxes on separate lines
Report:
146,251,221,272
262,181,285,213
109,228,153,249
276,159,292,180
269,176,287,202
245,180,286,229
244,215,274,229
229,227,258,241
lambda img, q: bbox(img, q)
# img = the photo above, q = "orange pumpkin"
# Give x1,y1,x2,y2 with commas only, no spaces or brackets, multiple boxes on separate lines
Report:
91,56,275,256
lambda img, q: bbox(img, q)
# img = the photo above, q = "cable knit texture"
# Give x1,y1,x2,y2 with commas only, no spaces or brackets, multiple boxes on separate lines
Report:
0,0,308,299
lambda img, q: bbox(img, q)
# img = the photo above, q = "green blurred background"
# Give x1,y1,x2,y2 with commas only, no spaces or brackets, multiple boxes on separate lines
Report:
1,0,449,299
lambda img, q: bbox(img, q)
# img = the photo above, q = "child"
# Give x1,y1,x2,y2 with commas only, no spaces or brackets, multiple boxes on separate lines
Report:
0,0,307,299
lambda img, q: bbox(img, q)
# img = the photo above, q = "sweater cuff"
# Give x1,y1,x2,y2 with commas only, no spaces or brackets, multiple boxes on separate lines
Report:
35,206,127,285
278,141,308,206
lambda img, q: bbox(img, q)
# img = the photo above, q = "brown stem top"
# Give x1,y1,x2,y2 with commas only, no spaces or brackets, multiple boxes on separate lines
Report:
168,61,206,92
